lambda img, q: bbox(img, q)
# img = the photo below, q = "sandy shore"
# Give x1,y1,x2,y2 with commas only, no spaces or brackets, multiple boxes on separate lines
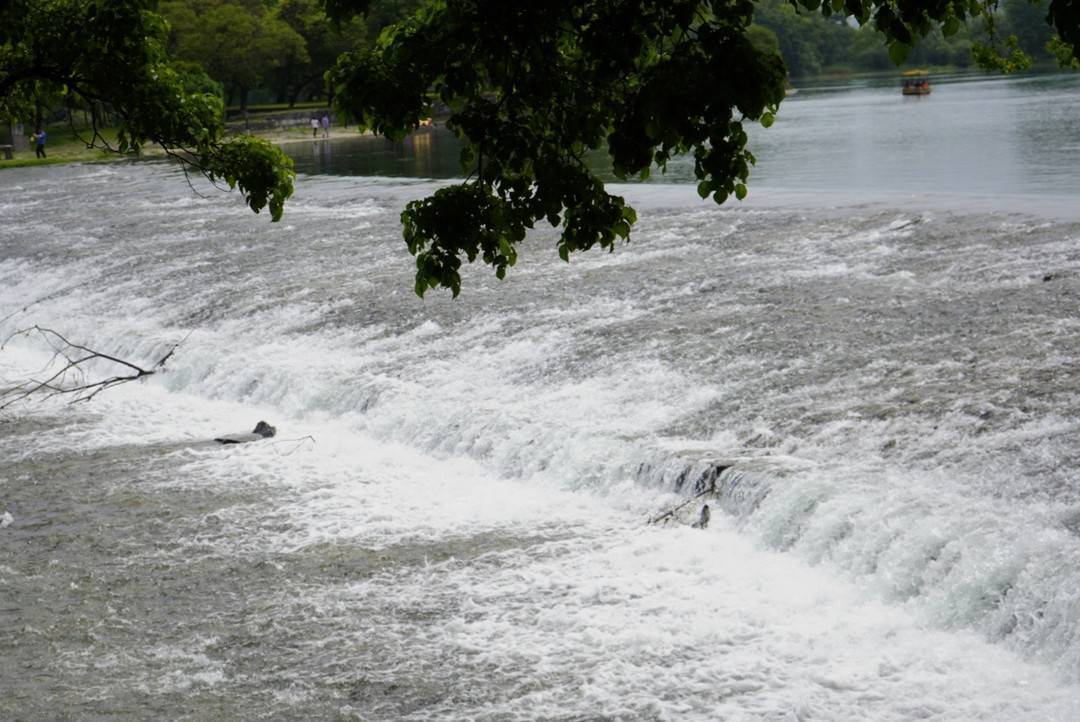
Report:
242,126,372,146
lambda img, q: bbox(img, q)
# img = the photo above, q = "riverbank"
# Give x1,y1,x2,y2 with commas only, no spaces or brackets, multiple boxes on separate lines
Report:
0,127,135,168
0,124,368,170
254,125,370,146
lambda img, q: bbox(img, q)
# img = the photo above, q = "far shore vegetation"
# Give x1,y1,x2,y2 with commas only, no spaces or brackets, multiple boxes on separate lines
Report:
0,106,365,169
3,0,1066,171
3,0,1079,293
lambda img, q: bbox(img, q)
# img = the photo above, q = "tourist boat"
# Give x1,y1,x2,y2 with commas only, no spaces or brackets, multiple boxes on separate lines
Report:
901,69,931,95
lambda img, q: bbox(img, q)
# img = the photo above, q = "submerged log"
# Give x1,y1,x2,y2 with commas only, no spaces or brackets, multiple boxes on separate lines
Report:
215,420,277,445
646,462,733,527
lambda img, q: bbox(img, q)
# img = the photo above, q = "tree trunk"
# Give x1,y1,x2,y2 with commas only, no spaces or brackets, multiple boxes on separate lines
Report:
239,87,250,131
287,82,303,108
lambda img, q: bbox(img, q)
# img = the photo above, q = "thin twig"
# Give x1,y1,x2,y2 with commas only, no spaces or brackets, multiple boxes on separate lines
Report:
271,435,317,456
0,325,190,410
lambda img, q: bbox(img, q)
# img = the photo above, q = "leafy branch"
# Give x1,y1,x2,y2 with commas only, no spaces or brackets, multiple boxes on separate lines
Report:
1,0,296,221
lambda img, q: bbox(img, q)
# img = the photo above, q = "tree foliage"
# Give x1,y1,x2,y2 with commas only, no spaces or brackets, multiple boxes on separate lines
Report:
0,0,294,219
752,0,980,74
754,0,854,76
331,0,787,296
3,0,1080,295
161,0,310,109
1002,0,1056,57
158,0,416,107
272,0,367,105
1047,34,1080,65
329,0,1080,297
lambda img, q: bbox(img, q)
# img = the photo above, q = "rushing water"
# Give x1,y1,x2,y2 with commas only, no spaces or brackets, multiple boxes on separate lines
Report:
3,73,1080,720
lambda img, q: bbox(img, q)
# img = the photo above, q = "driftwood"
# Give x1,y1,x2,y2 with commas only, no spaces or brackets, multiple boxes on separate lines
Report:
215,421,278,444
0,325,189,410
647,476,719,526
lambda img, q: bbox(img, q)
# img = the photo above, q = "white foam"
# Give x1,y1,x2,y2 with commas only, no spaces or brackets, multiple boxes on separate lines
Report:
5,162,1080,712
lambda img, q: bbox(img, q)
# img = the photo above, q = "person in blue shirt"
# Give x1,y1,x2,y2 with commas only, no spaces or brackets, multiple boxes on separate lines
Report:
32,128,46,158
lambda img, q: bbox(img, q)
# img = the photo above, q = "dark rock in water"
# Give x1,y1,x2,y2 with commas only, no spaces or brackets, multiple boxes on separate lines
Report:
253,421,276,438
691,504,711,529
693,464,729,495
672,466,691,492
215,420,277,445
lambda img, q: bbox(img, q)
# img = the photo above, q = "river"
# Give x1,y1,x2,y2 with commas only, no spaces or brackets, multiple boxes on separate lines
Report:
2,72,1080,720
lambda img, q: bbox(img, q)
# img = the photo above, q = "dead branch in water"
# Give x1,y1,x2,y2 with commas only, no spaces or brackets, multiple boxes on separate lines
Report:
647,476,720,526
271,435,317,456
0,325,190,410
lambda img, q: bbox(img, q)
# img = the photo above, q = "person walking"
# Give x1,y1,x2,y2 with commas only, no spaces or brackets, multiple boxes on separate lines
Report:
32,128,46,158
310,116,319,138
320,113,330,138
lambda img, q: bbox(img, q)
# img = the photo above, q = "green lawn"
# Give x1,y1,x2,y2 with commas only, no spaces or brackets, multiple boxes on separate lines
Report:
0,125,136,169
225,101,326,116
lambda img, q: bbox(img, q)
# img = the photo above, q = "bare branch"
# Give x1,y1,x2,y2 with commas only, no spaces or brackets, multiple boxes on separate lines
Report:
0,325,190,410
646,475,719,526
271,435,317,456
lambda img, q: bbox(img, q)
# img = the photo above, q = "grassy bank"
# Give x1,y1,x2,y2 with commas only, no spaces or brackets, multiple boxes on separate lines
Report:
225,101,325,116
0,120,360,170
0,126,148,169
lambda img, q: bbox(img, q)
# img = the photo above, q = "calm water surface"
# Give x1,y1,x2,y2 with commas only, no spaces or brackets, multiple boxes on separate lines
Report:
291,72,1080,200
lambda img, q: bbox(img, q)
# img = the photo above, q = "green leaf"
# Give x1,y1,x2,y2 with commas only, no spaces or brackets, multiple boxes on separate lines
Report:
697,181,712,199
888,42,911,65
942,16,960,37
761,112,774,128
735,184,747,200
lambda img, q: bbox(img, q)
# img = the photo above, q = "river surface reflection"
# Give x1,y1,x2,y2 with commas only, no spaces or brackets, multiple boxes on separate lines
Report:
293,124,464,179
287,71,1080,199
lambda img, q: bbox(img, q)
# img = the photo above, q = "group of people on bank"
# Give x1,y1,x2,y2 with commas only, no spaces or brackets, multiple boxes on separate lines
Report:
310,113,331,138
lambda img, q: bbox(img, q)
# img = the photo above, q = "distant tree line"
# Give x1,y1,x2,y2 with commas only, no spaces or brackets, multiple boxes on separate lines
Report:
159,0,424,110
156,0,1066,109
4,0,1077,293
751,0,1059,77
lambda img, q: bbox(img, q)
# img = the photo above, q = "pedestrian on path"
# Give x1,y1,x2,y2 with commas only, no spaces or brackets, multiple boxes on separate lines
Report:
32,128,46,158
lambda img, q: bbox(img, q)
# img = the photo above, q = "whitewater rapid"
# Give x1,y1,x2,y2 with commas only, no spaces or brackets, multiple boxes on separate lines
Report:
2,161,1080,720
